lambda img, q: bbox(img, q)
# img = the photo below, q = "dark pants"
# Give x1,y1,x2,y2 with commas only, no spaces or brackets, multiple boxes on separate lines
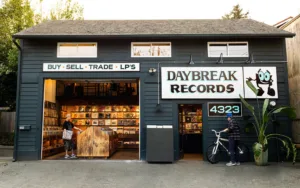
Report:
229,138,240,163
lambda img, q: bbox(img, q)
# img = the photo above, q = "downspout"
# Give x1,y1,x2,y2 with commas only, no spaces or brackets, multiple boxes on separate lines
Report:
12,38,22,162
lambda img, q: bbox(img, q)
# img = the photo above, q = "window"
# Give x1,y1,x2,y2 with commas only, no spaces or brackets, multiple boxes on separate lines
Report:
208,42,248,57
57,43,97,58
131,42,171,57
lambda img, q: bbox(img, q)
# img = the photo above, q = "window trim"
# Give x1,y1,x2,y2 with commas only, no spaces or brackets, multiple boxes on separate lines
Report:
207,42,249,57
57,42,98,58
131,42,172,58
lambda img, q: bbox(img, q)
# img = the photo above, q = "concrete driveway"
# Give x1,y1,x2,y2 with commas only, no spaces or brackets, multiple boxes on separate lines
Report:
0,159,299,188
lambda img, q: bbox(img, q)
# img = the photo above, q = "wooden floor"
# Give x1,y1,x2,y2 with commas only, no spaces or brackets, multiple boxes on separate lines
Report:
183,153,203,160
44,149,139,160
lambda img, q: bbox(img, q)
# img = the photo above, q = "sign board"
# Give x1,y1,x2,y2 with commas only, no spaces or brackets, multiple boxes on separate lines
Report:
43,63,140,72
208,102,242,117
161,66,278,99
243,67,278,99
161,67,244,99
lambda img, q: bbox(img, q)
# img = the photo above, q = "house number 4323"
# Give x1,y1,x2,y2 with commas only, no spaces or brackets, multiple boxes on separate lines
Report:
210,105,239,113
208,103,242,117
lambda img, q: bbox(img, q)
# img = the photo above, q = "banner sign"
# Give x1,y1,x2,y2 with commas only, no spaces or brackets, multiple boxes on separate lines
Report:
208,102,242,117
161,67,278,99
43,63,140,72
243,67,278,99
161,67,244,99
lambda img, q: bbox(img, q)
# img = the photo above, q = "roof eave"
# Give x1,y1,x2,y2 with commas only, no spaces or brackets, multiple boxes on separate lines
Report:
12,33,296,39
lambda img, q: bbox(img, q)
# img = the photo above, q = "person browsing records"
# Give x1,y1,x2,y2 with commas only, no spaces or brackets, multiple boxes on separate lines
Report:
63,114,82,159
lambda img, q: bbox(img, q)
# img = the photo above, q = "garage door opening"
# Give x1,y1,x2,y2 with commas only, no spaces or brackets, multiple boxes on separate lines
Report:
42,79,140,160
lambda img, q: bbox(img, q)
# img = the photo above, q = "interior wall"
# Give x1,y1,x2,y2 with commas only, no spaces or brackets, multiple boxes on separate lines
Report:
44,79,56,103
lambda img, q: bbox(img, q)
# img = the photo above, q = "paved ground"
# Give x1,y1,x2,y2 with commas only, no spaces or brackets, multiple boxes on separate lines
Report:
0,159,299,188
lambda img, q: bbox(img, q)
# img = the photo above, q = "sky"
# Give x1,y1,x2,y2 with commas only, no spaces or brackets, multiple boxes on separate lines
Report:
3,0,300,25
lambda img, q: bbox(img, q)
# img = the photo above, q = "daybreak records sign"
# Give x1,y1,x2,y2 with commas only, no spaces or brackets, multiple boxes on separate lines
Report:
161,67,244,99
161,67,278,99
43,63,140,72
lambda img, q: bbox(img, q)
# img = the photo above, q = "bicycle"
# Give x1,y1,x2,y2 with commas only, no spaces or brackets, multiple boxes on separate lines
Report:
206,129,249,164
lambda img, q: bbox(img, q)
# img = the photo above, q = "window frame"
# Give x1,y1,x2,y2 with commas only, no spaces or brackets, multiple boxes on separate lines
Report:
131,42,172,58
57,42,98,58
207,42,249,57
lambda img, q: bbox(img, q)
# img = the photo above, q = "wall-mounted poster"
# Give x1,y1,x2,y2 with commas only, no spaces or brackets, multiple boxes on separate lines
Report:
243,67,278,99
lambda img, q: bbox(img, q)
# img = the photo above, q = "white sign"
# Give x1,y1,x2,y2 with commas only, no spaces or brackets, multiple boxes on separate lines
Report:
43,63,140,72
243,67,278,99
161,67,244,99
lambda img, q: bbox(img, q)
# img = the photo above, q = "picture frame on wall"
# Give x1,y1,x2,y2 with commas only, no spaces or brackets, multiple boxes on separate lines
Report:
78,120,85,126
98,105,105,112
79,106,85,112
79,113,85,118
72,113,78,118
105,119,111,126
117,113,123,118
92,120,98,126
99,113,104,118
105,106,112,112
98,120,105,126
111,120,117,126
111,113,117,119
92,106,98,112
92,113,98,119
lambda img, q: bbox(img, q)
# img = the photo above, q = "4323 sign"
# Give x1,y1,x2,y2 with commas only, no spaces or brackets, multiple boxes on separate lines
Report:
208,102,242,117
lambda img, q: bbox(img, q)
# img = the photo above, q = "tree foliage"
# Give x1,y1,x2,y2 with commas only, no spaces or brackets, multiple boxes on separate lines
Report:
0,0,35,74
222,4,249,20
0,0,84,109
49,0,84,20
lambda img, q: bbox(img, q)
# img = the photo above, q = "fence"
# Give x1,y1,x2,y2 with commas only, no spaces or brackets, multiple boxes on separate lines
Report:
0,112,15,133
0,112,15,146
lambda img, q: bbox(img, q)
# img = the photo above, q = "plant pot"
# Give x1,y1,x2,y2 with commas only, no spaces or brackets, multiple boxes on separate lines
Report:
253,143,268,166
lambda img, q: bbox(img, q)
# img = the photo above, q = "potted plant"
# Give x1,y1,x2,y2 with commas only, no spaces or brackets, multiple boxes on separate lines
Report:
240,81,297,165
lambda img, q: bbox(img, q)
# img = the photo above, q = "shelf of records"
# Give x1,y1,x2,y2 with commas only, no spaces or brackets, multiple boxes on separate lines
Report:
65,119,139,126
42,139,65,158
122,141,140,148
43,126,63,138
60,105,140,127
181,123,203,134
61,105,139,113
180,113,203,123
44,101,58,117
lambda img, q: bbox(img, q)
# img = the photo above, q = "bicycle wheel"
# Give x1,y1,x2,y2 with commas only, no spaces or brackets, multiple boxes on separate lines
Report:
206,144,221,164
237,143,249,163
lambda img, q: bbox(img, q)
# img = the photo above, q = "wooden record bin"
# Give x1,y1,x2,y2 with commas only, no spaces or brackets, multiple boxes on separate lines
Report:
77,126,118,158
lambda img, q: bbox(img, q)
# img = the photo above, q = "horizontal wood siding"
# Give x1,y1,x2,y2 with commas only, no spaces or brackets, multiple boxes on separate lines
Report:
17,37,289,161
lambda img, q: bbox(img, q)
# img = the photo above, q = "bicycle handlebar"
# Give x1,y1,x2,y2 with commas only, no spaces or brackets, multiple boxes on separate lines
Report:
211,129,226,136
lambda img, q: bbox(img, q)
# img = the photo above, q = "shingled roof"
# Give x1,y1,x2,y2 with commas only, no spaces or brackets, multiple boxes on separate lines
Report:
13,19,295,39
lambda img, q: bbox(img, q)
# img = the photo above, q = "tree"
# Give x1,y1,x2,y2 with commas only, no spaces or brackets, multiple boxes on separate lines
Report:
0,0,84,109
222,4,249,20
0,0,35,74
48,0,84,20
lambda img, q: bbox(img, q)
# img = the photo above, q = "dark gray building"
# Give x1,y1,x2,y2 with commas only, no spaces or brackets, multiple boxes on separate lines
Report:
12,19,294,162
